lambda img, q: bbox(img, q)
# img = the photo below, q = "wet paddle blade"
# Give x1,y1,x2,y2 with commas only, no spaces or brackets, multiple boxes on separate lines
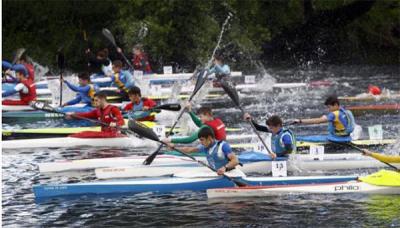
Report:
143,145,163,165
155,103,181,111
102,28,117,47
57,50,65,70
220,80,240,107
30,101,60,114
12,48,26,64
128,119,160,142
189,69,207,101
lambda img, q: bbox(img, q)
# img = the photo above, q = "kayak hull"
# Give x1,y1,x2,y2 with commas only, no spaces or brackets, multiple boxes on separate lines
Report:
207,181,400,198
33,175,356,199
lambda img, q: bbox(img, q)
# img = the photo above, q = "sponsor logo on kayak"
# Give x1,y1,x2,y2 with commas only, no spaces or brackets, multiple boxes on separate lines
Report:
334,185,360,191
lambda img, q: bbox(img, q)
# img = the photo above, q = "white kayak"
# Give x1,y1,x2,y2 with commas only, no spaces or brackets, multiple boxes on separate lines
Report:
207,180,400,198
94,153,400,179
3,135,158,149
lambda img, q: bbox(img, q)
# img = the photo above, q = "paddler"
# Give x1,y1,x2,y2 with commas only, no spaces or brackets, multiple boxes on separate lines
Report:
123,86,157,121
117,44,152,74
293,95,355,142
368,85,382,96
2,64,37,105
86,48,113,78
61,72,99,112
209,54,231,87
244,113,293,158
16,54,35,81
66,92,125,138
162,104,226,144
108,60,135,101
165,127,239,175
2,60,16,83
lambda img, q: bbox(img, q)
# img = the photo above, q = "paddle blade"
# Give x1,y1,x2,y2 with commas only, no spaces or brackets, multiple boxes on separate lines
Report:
143,145,163,165
156,103,181,111
190,69,208,99
102,28,116,47
220,80,240,107
12,48,26,64
128,120,160,142
30,101,59,113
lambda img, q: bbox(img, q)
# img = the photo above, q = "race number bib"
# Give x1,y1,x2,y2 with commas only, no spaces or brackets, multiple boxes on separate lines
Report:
153,125,166,138
163,66,173,74
244,75,256,84
272,161,287,177
309,145,325,160
368,125,383,140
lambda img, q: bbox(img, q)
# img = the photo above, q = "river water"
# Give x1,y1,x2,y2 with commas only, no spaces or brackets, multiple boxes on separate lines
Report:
2,65,400,227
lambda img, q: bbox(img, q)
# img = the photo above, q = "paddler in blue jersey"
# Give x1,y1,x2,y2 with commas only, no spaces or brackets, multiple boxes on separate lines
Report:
293,95,355,142
2,60,16,83
244,114,294,158
61,72,99,112
109,60,135,101
209,54,230,86
165,127,239,175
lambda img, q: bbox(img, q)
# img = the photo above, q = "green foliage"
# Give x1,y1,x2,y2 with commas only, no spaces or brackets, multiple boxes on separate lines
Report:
2,0,399,72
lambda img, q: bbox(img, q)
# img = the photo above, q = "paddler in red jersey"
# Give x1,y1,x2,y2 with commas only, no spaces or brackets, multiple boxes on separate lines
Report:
66,92,125,138
123,86,157,121
2,64,37,105
16,54,35,81
162,104,226,144
131,44,152,74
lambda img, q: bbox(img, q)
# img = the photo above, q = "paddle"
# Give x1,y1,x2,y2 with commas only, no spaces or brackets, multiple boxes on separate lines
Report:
128,120,247,187
124,103,182,118
220,80,277,159
57,48,65,106
12,48,26,64
330,141,399,171
31,101,113,128
102,28,134,70
143,69,209,165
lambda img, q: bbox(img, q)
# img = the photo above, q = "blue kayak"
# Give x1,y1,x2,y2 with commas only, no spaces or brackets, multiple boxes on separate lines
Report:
33,175,356,199
296,135,352,143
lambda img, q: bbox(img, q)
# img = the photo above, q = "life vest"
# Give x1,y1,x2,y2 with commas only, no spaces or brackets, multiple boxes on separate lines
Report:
101,60,113,76
113,72,129,93
98,105,122,132
132,53,152,74
205,118,226,141
19,78,37,103
328,107,355,136
205,140,230,170
271,128,296,157
87,84,98,106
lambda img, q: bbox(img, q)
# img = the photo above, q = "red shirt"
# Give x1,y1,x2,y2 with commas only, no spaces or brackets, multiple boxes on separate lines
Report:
23,63,35,82
76,104,124,132
205,118,226,140
123,98,157,121
132,53,152,74
19,78,37,104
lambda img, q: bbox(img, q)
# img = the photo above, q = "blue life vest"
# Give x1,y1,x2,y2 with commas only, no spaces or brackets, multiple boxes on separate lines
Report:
205,140,230,170
122,70,135,88
272,128,296,157
327,107,355,136
132,99,144,111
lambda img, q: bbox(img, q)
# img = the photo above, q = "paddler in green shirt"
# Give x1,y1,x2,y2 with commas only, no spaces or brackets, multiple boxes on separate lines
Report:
161,103,227,144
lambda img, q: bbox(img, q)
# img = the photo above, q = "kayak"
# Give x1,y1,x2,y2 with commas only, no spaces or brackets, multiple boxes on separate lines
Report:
339,93,400,102
2,134,395,149
2,135,255,149
206,181,399,198
33,175,356,199
95,152,400,179
1,125,244,140
3,135,158,149
346,104,400,116
207,170,400,198
39,151,400,174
